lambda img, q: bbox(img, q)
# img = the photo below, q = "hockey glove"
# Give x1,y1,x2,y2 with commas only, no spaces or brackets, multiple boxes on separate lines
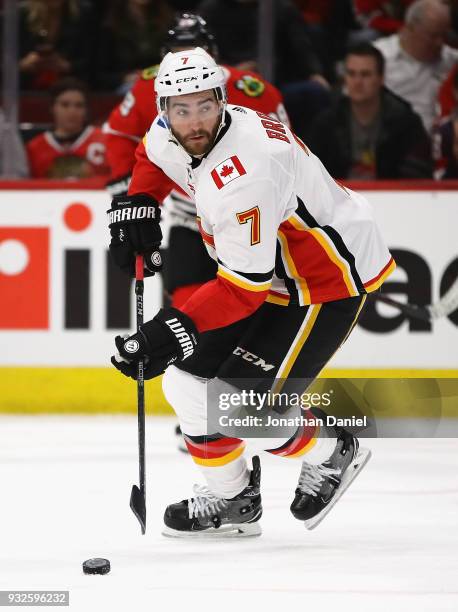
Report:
111,307,199,380
108,193,163,277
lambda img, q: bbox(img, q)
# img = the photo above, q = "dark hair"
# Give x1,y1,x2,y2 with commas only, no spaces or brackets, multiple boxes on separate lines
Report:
50,77,89,103
345,42,385,75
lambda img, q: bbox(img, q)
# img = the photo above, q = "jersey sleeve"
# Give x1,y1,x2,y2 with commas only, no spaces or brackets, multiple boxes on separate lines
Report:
105,131,139,185
181,174,281,332
105,77,158,184
107,78,155,140
128,140,176,202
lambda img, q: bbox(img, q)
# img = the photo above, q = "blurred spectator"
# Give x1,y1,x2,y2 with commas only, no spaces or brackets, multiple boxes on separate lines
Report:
0,109,29,178
198,0,327,85
26,78,109,179
436,110,458,177
309,43,433,179
435,68,458,176
95,0,174,93
294,1,360,81
373,0,458,133
198,0,331,139
438,63,458,117
352,0,414,40
18,0,96,90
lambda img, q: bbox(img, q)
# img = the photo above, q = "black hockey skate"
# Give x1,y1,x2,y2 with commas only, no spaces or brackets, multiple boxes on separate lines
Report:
163,456,262,538
290,429,371,530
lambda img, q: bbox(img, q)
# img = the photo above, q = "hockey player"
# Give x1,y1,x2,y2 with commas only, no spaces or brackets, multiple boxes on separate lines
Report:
104,13,289,306
108,48,395,537
106,13,291,453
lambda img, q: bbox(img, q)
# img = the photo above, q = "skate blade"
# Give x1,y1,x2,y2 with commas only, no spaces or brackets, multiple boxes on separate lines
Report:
304,447,372,531
162,521,262,539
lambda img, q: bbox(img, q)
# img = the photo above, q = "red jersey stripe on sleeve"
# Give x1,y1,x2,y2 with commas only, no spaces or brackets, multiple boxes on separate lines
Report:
180,274,269,332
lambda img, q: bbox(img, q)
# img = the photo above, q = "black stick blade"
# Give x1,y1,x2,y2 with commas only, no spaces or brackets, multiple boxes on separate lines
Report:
130,484,146,534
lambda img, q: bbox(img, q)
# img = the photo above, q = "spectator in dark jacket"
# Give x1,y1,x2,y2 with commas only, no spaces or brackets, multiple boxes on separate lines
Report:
435,69,458,179
95,0,174,93
18,0,96,90
436,111,458,178
197,0,331,139
309,42,432,179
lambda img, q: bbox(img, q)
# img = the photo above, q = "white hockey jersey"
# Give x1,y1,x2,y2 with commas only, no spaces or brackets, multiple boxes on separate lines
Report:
137,105,395,315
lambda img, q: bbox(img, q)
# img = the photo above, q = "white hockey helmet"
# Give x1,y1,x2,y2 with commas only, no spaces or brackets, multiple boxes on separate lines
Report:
155,47,227,114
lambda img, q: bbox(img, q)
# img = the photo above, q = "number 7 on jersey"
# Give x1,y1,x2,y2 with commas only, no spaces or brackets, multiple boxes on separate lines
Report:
236,206,261,245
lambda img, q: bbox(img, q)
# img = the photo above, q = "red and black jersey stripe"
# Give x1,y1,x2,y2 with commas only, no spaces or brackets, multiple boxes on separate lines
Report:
294,197,365,293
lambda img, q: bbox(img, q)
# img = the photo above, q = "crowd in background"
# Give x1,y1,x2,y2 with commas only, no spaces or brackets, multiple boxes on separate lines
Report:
1,0,458,180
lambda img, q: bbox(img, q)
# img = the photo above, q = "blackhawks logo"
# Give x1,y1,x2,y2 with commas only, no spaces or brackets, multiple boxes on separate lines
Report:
141,64,159,80
235,75,265,98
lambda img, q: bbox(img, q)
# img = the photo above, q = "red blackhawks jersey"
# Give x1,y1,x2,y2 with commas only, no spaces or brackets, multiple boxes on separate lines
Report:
104,64,289,193
26,126,109,179
128,106,395,333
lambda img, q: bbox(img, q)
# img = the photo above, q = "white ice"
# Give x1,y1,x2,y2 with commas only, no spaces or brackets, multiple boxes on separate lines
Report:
0,416,457,612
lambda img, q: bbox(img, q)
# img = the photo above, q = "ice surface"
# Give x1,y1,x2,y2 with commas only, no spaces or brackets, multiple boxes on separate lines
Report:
0,416,457,612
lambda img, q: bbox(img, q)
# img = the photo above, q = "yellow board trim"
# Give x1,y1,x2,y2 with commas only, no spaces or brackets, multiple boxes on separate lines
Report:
0,367,173,414
321,368,458,378
217,267,271,292
192,443,245,467
1,368,457,416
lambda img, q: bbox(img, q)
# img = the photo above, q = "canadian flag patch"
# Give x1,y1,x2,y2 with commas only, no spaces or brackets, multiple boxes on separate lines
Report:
211,156,246,190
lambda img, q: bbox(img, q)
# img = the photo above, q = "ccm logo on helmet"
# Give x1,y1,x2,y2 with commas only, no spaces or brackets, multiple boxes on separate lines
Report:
165,318,195,359
108,206,157,224
176,77,198,83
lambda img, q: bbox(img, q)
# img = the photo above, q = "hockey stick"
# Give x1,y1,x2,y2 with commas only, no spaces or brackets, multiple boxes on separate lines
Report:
130,255,146,534
370,276,458,322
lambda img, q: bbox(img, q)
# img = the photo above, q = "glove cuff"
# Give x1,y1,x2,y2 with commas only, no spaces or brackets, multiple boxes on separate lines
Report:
105,173,131,197
147,307,199,362
107,193,161,226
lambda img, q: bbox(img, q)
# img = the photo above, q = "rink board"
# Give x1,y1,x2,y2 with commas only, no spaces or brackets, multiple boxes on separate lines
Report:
0,181,457,412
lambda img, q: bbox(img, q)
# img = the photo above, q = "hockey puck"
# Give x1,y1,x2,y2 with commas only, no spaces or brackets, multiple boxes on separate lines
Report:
82,558,111,575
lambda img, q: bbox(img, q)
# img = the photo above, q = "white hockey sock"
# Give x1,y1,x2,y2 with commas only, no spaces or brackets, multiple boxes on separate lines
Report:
200,456,250,499
301,426,337,465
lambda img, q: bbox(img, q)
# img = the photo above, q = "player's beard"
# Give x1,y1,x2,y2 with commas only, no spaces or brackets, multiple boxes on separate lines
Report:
172,119,221,157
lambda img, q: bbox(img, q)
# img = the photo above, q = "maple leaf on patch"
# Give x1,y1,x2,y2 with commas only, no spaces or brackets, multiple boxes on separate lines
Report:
220,164,234,178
